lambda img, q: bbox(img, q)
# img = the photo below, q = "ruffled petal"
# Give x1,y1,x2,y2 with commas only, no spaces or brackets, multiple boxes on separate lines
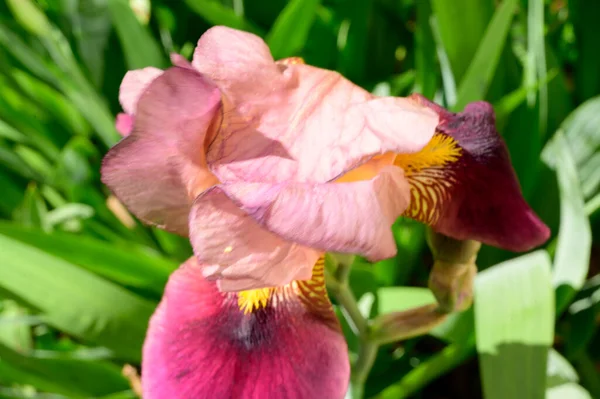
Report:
118,67,163,115
396,95,550,251
189,188,321,291
142,257,349,399
192,26,438,184
102,67,221,234
115,113,134,136
219,166,411,261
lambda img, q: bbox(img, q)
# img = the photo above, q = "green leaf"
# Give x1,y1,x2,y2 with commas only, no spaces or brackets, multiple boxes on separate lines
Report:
107,0,166,69
376,287,435,315
265,0,320,59
414,0,438,99
184,0,264,35
525,0,548,137
475,250,554,399
336,0,370,81
5,0,52,36
0,234,156,361
0,343,128,397
546,348,592,398
0,300,31,352
453,0,518,110
0,119,28,143
546,384,592,399
542,131,591,314
0,222,174,298
431,0,495,83
61,0,113,87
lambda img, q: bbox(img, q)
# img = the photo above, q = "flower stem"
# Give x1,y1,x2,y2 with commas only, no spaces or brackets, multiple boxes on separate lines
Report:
327,253,379,399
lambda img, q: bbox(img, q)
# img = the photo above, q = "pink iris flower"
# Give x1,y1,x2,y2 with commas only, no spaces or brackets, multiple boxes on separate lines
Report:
101,26,441,292
102,26,550,399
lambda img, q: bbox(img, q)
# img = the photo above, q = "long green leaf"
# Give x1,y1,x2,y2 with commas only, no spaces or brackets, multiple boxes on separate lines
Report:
0,234,155,361
0,343,128,397
107,0,166,69
475,250,554,399
266,0,320,59
0,222,174,298
430,0,495,83
542,131,591,314
185,0,264,34
453,0,518,110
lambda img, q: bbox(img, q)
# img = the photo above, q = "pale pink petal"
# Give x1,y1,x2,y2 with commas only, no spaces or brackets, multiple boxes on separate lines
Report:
220,166,411,261
118,67,163,115
192,26,439,184
115,113,134,136
189,188,321,291
102,67,221,235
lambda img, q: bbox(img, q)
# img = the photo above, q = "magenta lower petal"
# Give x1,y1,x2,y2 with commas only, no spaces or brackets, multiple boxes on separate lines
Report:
142,257,349,399
400,95,550,251
219,166,411,262
101,67,221,235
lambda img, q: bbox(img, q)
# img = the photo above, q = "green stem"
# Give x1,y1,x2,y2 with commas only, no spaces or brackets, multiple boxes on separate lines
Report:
327,253,379,399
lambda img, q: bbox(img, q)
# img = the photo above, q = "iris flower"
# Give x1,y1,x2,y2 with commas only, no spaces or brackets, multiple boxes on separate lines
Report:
102,26,550,399
101,26,440,291
142,256,349,398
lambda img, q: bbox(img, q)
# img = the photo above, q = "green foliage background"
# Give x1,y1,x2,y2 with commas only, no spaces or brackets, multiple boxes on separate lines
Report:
0,0,599,398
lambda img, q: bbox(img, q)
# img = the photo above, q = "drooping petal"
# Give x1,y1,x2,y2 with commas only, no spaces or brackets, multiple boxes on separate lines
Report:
102,67,221,234
189,188,321,291
219,166,411,262
115,113,134,136
192,26,438,184
118,67,163,115
396,94,550,251
142,257,349,399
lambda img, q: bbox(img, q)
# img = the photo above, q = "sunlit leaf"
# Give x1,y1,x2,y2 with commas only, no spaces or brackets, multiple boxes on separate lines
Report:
475,250,554,399
453,0,518,110
266,0,320,59
0,234,155,361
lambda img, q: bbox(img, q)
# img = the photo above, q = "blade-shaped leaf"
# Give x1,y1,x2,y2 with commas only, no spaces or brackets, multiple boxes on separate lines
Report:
184,0,264,35
0,234,155,361
107,0,166,69
454,0,518,110
542,131,592,314
265,0,320,59
0,222,175,298
475,250,554,399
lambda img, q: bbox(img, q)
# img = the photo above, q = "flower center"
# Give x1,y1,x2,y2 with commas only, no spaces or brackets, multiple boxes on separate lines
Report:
237,288,273,314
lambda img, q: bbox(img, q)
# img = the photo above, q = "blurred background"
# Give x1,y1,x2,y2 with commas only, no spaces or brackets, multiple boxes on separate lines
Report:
0,0,598,398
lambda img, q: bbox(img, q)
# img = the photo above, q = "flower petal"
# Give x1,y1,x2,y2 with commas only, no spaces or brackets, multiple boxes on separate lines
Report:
193,26,438,184
219,166,411,261
118,67,163,115
115,113,134,136
142,257,349,399
102,67,221,234
396,95,550,251
189,187,321,291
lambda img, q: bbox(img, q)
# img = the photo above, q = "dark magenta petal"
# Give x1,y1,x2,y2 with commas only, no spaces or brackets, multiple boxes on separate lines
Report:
398,95,550,252
142,257,349,399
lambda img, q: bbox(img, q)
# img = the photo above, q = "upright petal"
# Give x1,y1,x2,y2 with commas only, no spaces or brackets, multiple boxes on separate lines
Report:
142,257,349,399
395,95,550,251
192,26,438,184
119,67,163,115
102,67,221,234
189,188,321,291
219,166,411,262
